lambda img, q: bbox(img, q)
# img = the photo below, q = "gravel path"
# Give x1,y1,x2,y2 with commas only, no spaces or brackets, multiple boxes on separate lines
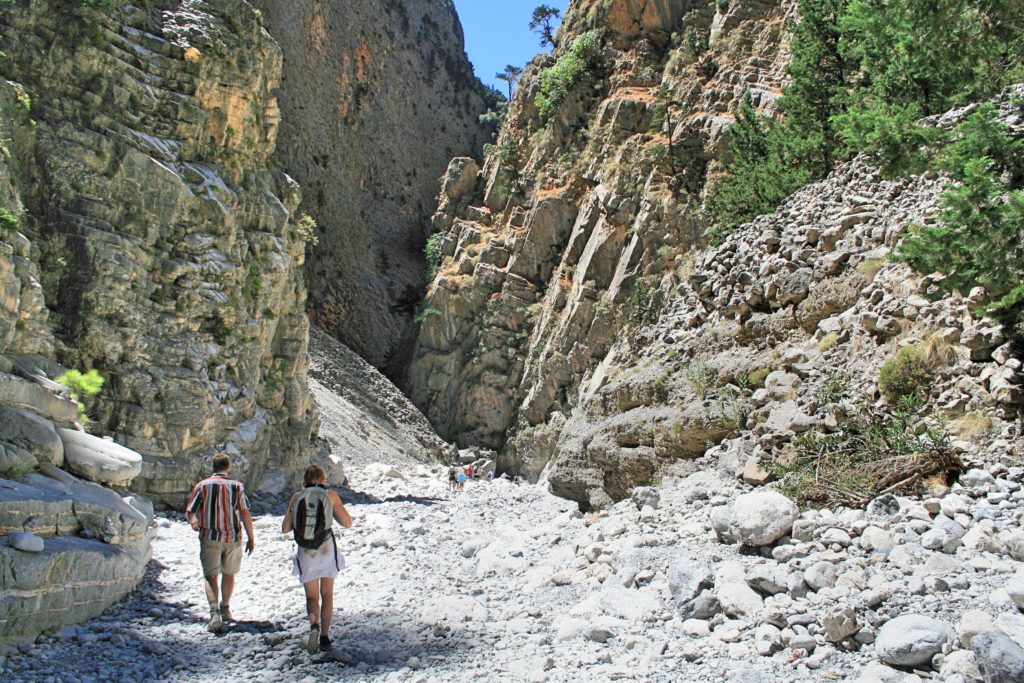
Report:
4,459,1022,682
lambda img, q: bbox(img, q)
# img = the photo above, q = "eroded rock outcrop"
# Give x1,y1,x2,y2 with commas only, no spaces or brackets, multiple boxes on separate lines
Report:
407,0,1022,510
407,0,794,466
0,0,317,505
251,0,490,375
0,76,154,643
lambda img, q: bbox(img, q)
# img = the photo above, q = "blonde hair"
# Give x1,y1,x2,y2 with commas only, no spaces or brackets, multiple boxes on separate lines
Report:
303,464,327,488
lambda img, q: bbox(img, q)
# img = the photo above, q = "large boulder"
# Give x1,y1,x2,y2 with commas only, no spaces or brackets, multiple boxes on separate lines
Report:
729,490,799,546
0,406,63,468
8,531,44,552
57,429,143,486
0,464,150,543
971,631,1024,683
875,614,954,668
667,559,714,606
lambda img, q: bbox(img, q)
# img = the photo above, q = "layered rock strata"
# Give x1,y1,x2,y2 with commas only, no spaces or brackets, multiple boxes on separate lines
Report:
407,0,794,455
0,79,154,643
0,0,317,506
407,0,1022,509
251,0,490,375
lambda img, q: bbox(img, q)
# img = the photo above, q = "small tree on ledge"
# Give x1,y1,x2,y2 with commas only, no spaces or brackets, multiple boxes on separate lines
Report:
496,65,523,100
530,5,561,49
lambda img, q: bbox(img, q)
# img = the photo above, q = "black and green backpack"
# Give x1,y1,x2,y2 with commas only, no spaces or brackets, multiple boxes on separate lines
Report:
292,485,333,550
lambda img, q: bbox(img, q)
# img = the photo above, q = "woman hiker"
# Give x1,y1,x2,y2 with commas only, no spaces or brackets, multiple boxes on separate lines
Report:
282,464,353,654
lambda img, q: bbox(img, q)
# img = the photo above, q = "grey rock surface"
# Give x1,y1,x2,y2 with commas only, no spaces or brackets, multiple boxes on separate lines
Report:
875,614,954,668
729,490,798,546
58,429,143,487
250,0,489,375
7,531,43,552
972,631,1024,683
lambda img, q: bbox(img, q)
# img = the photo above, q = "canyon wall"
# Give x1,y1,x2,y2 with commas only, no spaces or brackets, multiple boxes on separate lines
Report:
252,0,490,376
408,0,793,449
407,0,1023,508
0,0,317,506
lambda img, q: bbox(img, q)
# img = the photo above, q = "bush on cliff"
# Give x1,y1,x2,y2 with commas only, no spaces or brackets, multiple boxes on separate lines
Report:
877,346,931,404
56,368,104,423
709,0,1024,245
536,30,602,121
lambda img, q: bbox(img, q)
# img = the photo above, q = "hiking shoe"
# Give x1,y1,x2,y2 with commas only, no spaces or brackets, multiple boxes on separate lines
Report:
207,611,223,633
319,635,332,652
219,604,234,623
307,623,320,654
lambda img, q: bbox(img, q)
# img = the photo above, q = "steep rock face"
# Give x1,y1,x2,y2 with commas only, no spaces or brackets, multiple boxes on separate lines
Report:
251,0,490,375
304,327,453,486
407,0,793,448
407,0,1022,510
0,0,316,506
0,80,155,643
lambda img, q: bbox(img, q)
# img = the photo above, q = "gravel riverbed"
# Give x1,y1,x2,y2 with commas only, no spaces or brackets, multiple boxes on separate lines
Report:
3,456,1024,682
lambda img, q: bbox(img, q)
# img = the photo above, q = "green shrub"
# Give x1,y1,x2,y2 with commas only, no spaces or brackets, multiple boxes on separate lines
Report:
686,359,714,399
897,105,1024,321
56,369,104,423
878,345,932,403
0,207,18,229
627,277,657,327
295,213,318,246
423,233,445,283
708,0,1024,241
772,403,954,507
535,30,602,121
414,307,441,323
747,367,771,389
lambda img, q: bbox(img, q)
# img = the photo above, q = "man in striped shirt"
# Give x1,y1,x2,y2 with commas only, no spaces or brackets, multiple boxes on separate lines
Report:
185,454,256,633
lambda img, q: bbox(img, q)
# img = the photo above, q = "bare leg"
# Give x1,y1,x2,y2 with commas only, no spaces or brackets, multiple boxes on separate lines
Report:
204,574,220,607
221,574,235,606
303,580,320,625
319,578,335,632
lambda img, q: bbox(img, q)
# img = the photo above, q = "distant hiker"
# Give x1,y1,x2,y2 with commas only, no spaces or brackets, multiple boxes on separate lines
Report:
466,464,474,481
448,464,457,492
185,454,256,633
282,464,353,655
456,465,467,489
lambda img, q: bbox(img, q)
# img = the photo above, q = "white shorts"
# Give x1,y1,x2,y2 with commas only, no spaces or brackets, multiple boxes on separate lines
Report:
292,535,345,583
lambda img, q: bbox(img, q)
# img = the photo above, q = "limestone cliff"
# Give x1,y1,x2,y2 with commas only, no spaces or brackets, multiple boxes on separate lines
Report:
408,0,793,449
407,0,1023,509
0,77,155,643
0,0,317,506
251,0,490,375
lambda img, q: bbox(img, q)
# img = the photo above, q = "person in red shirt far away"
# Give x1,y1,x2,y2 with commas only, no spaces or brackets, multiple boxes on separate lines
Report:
185,454,256,633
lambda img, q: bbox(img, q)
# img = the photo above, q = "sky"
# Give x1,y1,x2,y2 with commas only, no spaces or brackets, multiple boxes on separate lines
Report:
452,0,569,95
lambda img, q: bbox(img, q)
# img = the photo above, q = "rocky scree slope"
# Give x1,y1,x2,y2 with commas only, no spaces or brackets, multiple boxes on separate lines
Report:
0,79,155,642
406,0,1022,510
0,0,318,507
251,0,490,376
295,326,452,491
406,0,794,451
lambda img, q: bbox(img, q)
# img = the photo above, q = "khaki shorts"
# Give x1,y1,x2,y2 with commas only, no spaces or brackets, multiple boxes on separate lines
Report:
199,539,244,576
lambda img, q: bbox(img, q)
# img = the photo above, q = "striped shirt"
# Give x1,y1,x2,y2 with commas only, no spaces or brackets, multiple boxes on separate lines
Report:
185,473,250,543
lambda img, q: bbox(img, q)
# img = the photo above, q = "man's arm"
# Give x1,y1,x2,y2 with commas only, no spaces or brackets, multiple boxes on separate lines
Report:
237,490,256,555
241,508,255,554
185,485,202,531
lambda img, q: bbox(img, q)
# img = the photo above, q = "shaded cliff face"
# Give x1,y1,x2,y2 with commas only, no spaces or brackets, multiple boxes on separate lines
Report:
407,0,793,449
0,0,317,505
251,0,490,375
